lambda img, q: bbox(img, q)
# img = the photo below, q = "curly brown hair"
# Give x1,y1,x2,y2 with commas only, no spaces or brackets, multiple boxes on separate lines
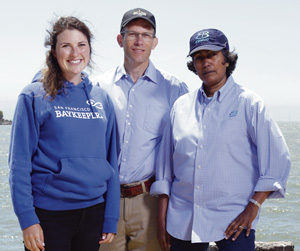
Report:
42,16,93,99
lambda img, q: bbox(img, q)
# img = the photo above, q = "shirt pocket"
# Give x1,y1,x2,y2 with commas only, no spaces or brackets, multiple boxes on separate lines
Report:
143,105,169,136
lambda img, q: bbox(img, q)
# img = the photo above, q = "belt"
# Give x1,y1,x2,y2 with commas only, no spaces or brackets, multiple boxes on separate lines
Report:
120,177,155,198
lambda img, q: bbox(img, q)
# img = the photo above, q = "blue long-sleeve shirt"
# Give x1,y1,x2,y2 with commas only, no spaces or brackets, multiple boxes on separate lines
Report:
150,76,291,243
9,73,120,233
94,61,189,184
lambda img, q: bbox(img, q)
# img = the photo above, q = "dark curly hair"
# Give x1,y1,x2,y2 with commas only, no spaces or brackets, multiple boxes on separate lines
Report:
187,49,238,78
42,16,93,99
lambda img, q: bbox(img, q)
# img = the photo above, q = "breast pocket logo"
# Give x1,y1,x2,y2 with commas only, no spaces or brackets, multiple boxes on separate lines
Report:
229,110,238,117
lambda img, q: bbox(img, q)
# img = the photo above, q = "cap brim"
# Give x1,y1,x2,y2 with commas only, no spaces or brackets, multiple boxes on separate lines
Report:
121,17,156,31
188,45,224,56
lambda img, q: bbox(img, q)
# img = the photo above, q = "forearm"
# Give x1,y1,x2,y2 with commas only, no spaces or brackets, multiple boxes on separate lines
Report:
157,194,170,251
158,194,169,221
250,191,271,208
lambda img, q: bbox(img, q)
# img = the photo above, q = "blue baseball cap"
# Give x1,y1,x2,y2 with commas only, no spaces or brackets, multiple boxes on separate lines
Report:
188,28,229,56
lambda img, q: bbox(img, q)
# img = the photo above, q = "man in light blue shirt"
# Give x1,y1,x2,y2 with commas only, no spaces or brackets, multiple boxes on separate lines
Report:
151,29,291,251
95,8,188,251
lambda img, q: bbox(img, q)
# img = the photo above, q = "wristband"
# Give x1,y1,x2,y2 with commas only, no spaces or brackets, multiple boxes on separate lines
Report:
249,198,261,208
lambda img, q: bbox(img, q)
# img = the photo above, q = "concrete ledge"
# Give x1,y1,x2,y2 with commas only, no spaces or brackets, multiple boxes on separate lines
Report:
208,241,294,251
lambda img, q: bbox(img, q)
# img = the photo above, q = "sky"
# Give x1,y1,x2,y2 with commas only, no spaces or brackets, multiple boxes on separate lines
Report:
1,0,300,121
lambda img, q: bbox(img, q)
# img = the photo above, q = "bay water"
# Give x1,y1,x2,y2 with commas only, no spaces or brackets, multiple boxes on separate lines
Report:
0,122,299,250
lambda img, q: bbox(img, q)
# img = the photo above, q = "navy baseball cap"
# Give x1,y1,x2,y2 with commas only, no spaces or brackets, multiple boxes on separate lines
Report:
120,8,156,32
188,28,229,56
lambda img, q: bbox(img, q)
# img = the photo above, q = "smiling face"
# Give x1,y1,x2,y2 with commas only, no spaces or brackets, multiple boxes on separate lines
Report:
53,29,90,85
117,19,158,69
193,50,228,96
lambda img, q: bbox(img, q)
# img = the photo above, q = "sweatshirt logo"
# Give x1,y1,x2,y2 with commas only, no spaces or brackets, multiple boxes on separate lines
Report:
86,100,103,110
53,99,104,119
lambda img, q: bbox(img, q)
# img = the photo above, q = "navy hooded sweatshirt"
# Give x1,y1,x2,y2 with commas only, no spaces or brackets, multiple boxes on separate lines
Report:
9,73,120,233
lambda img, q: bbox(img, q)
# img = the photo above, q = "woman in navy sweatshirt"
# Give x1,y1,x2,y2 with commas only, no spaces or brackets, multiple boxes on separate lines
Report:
9,16,120,251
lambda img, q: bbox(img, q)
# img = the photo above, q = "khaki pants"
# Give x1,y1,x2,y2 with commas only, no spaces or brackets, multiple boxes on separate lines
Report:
100,192,161,251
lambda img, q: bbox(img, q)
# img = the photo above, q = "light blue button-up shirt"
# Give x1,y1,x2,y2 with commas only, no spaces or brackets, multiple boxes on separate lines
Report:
95,61,188,184
150,76,291,243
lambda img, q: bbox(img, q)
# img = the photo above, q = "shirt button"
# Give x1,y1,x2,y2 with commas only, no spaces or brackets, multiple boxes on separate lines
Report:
199,145,203,149
125,140,128,143
197,165,201,169
203,125,206,129
132,88,135,91
128,122,131,125
196,205,200,209
123,158,127,162
129,105,133,108
207,108,211,112
196,186,200,189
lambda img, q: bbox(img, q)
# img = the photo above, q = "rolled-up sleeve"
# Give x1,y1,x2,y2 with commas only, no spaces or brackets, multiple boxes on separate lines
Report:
250,101,291,198
150,112,174,197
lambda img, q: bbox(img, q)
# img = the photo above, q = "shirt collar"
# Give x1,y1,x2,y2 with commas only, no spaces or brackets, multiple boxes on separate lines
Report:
198,75,235,104
115,60,158,85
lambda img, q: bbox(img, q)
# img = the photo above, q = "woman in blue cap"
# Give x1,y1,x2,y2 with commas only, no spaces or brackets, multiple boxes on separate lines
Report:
151,28,291,251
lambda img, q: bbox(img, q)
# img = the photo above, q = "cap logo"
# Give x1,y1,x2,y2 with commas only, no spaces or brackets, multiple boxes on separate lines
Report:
133,10,147,16
195,31,210,44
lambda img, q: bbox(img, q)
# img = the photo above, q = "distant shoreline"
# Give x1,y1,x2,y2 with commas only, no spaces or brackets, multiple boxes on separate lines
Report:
0,120,12,125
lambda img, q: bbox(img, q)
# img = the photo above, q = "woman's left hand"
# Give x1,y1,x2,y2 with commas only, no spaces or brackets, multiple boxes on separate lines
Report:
224,202,259,241
99,233,115,244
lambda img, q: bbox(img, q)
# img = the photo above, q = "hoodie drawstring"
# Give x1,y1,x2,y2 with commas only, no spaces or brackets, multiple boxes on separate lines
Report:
83,81,97,117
